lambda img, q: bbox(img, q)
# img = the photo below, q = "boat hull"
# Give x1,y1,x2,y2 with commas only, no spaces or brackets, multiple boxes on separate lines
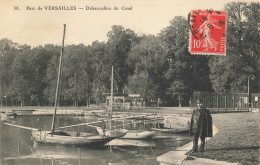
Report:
107,139,156,147
1,112,17,120
121,131,154,139
151,128,189,134
96,127,128,138
32,131,112,147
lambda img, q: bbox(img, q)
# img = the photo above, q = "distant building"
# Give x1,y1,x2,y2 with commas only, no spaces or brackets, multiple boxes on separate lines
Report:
104,94,143,110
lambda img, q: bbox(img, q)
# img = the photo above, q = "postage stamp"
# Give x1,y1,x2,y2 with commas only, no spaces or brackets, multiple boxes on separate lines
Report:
188,10,227,55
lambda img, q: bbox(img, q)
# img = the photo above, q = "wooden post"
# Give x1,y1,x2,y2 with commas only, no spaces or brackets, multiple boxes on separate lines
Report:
225,93,227,110
216,94,219,109
110,145,112,152
248,76,250,109
40,130,41,141
78,148,81,165
257,96,259,108
233,94,235,109
110,66,114,130
17,141,20,157
40,157,43,165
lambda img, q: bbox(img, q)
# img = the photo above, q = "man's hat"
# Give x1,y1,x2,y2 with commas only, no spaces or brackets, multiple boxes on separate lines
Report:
197,99,203,104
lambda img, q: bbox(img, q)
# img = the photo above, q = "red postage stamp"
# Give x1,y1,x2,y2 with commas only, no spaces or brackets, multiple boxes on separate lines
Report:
189,10,227,55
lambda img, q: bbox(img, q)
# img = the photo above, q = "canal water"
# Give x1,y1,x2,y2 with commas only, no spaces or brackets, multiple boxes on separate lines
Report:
0,115,192,165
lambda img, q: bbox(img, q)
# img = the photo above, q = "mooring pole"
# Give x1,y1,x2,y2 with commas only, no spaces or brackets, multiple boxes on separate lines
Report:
17,141,20,157
110,66,114,130
78,148,81,165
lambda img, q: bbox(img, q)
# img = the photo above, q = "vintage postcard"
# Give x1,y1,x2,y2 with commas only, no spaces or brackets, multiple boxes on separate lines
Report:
0,0,259,165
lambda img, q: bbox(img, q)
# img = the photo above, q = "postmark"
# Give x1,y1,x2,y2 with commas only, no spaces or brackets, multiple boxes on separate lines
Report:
188,10,227,55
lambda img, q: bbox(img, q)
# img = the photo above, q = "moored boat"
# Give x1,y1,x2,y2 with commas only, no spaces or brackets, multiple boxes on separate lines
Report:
107,139,156,147
151,127,189,134
95,126,128,138
32,130,111,146
91,66,129,139
121,130,155,139
32,25,113,147
5,25,113,147
0,111,17,120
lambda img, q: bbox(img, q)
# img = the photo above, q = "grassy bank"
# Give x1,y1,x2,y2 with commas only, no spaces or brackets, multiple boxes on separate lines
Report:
188,112,260,165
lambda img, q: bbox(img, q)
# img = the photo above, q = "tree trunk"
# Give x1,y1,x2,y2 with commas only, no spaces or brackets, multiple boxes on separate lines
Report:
87,98,89,107
178,95,182,107
74,99,77,107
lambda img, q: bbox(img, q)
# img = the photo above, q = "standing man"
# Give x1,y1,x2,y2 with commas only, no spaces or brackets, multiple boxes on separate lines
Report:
190,99,213,153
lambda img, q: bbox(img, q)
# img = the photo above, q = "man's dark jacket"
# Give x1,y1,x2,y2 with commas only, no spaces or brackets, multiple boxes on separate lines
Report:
189,108,213,137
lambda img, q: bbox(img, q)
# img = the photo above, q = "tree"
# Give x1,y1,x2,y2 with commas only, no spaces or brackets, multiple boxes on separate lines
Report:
42,45,61,105
89,41,109,105
60,44,94,107
8,45,32,106
0,39,18,106
209,2,260,93
105,25,138,93
22,45,55,105
127,35,165,102
159,16,196,106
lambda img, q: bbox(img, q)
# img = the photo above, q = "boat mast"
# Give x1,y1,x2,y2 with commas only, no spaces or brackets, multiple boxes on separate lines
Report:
110,66,114,130
51,24,66,133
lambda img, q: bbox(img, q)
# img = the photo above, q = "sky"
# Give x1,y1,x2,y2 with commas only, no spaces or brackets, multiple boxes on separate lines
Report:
0,0,240,47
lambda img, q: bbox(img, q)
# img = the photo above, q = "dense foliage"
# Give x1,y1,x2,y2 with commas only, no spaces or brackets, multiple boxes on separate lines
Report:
0,2,259,107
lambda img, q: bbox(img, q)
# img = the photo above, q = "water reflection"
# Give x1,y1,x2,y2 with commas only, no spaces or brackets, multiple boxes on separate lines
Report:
5,145,125,164
2,141,157,165
1,115,192,165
